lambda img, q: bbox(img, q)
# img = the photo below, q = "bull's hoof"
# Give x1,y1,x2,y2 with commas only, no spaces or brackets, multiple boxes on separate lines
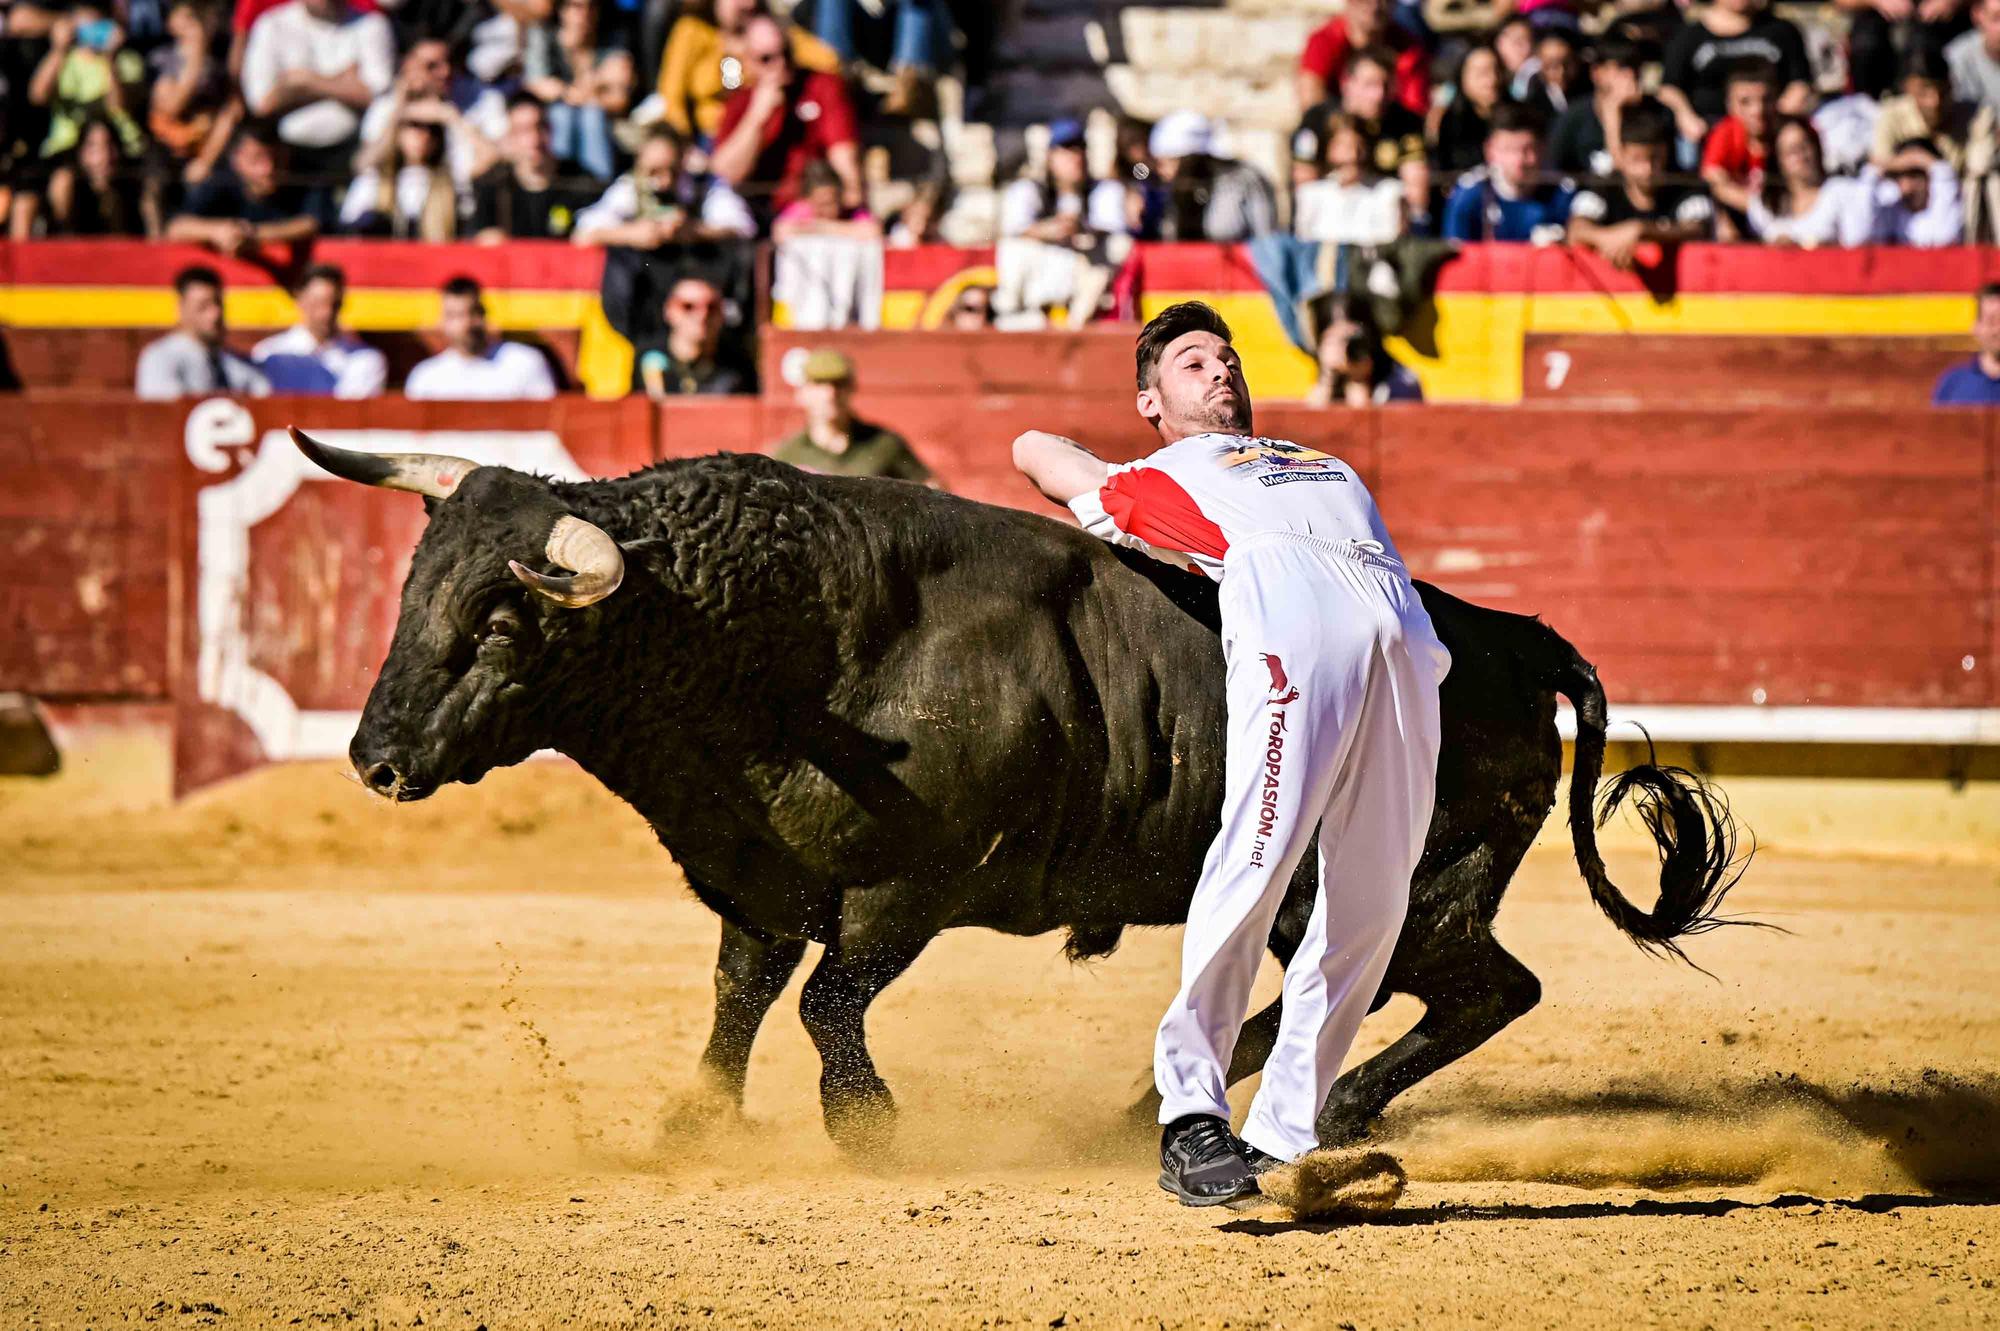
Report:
653,1074,745,1149
821,1075,897,1157
1314,1102,1379,1149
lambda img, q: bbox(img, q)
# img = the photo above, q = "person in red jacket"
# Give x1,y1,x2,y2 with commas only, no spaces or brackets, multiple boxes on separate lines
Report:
1296,0,1430,118
710,11,863,227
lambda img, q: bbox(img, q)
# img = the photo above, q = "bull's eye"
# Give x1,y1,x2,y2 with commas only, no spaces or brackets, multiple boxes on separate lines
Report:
477,605,523,646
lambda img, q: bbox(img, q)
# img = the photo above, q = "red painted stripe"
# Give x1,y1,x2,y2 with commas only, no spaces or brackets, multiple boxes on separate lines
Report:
882,244,997,288
0,239,609,290
1100,466,1229,561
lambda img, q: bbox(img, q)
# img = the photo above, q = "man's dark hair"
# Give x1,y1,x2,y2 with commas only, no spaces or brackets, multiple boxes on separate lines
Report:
441,274,483,304
173,264,223,299
1976,281,2000,304
506,90,545,118
1135,301,1233,389
642,122,684,154
1620,96,1675,148
1902,46,1950,87
1594,37,1643,73
1723,57,1779,91
298,262,346,295
1346,45,1397,79
233,118,282,153
1488,100,1544,138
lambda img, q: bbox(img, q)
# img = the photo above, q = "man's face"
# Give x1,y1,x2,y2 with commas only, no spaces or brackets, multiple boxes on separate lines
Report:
1536,37,1576,91
440,291,487,354
406,40,450,98
1048,142,1086,188
1618,138,1667,190
180,281,224,343
1980,0,2000,54
302,0,340,18
797,377,850,425
948,286,992,329
635,139,680,193
233,136,276,194
1595,59,1640,103
744,19,791,86
1326,125,1365,173
1976,295,2000,356
506,104,549,165
1140,330,1251,437
1342,61,1389,120
1487,128,1539,190
664,280,722,350
1345,0,1385,39
1726,78,1774,137
297,278,341,341
1894,157,1933,210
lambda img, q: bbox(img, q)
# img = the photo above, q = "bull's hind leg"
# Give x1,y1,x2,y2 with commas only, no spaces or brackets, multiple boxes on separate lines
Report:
698,922,810,1105
798,933,928,1154
1316,931,1540,1145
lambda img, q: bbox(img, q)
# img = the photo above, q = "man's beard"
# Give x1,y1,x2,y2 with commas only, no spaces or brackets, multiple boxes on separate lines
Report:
1182,391,1252,433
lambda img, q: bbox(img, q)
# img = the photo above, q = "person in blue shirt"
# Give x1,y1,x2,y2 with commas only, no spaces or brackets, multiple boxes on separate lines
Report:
1933,283,2000,405
1441,101,1574,243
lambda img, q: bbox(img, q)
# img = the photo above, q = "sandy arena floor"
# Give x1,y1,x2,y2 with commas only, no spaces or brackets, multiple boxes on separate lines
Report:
2,761,1997,1329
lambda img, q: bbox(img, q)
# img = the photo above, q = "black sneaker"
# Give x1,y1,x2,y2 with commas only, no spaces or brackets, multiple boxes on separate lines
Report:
1235,1139,1286,1178
1157,1114,1257,1207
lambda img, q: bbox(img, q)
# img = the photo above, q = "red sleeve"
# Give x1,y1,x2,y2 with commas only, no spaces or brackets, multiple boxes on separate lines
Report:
233,0,264,34
810,73,859,149
716,88,749,141
1100,468,1229,562
1395,45,1430,117
1699,119,1743,174
1300,20,1345,80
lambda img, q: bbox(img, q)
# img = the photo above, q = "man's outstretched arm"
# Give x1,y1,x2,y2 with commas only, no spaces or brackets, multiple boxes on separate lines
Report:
1012,430,1109,506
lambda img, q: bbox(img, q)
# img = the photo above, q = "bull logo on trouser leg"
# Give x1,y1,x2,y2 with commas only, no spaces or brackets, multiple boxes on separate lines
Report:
1262,653,1300,706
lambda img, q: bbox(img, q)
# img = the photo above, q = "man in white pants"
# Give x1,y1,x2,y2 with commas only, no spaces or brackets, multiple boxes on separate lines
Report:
1013,302,1450,1206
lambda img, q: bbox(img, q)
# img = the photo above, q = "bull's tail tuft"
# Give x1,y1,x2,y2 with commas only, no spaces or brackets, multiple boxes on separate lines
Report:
1550,635,1759,966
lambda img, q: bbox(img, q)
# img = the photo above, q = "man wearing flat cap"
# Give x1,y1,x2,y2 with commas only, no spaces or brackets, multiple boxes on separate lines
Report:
771,348,933,483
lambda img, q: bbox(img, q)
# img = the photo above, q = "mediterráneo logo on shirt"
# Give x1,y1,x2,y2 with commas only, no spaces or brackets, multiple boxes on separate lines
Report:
1216,438,1351,488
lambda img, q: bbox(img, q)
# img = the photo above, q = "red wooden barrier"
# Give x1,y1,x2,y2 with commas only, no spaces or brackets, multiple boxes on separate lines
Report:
1522,334,1968,407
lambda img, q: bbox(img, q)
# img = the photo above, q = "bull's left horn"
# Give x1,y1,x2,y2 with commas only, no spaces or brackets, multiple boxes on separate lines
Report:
289,426,478,500
508,515,624,609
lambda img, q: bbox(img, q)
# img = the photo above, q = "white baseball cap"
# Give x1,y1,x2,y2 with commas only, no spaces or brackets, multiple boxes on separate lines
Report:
1149,110,1214,161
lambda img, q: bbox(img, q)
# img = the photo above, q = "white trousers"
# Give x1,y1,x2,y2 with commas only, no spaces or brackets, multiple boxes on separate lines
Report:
1155,531,1450,1162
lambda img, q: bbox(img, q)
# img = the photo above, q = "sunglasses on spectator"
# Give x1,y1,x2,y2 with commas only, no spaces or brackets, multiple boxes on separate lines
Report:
670,297,721,313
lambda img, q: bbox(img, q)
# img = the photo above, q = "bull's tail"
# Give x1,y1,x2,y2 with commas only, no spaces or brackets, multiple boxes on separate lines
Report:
1546,630,1756,964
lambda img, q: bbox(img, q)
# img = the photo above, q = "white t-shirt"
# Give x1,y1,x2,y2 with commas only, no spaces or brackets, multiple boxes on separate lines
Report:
1872,161,1966,248
1067,433,1399,584
241,0,395,149
572,173,757,240
999,177,1130,238
358,84,508,189
340,165,463,229
251,324,389,398
1292,176,1404,245
1746,175,1884,248
404,341,558,400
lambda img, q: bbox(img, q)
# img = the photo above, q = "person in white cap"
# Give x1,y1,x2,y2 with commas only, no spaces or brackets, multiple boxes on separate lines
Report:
1012,301,1448,1207
1148,110,1277,242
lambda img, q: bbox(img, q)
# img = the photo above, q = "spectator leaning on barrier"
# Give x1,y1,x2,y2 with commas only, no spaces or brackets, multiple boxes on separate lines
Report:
341,114,460,238
1442,101,1573,242
654,0,842,143
1000,118,1128,246
1948,0,2000,113
252,262,387,397
1550,38,1643,179
945,283,994,329
239,0,395,210
1873,135,1967,243
470,93,598,241
1701,59,1779,223
166,119,319,253
573,122,756,244
404,275,557,401
1659,0,1813,141
633,274,751,396
1567,98,1716,268
135,264,271,400
1297,0,1430,118
1932,282,2000,403
771,156,879,238
1748,115,1885,245
357,39,506,198
1293,113,1405,245
711,13,862,227
1306,292,1423,407
771,348,931,482
1429,43,1508,177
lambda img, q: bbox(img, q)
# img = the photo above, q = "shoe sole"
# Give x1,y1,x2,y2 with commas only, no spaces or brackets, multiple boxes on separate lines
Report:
1157,1169,1261,1208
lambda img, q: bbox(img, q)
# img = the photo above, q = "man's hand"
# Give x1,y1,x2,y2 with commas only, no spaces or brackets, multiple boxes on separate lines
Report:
1012,430,1110,506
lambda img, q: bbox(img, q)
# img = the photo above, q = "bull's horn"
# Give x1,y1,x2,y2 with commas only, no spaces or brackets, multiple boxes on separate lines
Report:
508,515,624,609
288,426,478,500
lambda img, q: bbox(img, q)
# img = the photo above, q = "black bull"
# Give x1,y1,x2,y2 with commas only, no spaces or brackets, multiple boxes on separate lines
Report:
300,436,1747,1150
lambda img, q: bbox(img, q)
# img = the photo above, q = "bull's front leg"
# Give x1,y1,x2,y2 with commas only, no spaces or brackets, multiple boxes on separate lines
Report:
797,930,928,1155
700,921,810,1103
